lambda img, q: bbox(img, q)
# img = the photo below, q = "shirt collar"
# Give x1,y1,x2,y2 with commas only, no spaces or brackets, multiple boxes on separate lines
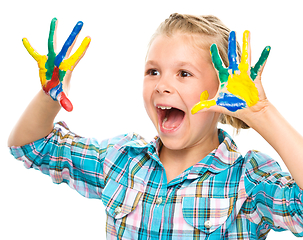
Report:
186,129,242,179
119,134,161,162
121,129,242,177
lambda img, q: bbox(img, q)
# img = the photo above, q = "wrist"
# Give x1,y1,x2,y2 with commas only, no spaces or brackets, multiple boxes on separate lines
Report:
243,101,288,145
240,99,273,130
40,90,62,111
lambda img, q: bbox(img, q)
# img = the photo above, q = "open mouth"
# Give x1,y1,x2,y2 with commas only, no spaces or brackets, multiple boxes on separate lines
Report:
156,106,185,132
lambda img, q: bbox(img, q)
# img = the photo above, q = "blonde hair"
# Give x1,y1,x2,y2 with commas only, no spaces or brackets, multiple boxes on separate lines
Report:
149,13,249,131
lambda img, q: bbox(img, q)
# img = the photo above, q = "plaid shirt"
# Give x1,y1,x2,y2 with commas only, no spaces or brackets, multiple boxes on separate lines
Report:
10,121,303,239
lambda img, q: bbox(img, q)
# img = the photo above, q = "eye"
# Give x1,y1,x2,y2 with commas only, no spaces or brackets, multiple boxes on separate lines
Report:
179,70,192,78
146,69,160,76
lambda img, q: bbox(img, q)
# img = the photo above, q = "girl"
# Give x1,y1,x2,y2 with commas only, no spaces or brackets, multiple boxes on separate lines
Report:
8,13,303,239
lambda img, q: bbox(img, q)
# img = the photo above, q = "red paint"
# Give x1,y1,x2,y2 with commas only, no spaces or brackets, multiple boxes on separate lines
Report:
58,92,73,112
43,66,60,93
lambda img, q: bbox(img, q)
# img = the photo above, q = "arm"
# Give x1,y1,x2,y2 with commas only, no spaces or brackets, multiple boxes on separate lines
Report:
243,150,303,236
8,18,90,147
245,102,303,189
8,90,61,147
10,121,105,199
192,30,303,189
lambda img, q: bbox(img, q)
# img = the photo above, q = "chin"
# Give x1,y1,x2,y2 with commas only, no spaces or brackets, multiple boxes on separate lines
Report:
157,130,190,151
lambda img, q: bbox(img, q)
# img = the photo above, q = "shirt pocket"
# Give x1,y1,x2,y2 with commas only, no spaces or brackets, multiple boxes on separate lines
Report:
101,178,143,219
182,196,234,234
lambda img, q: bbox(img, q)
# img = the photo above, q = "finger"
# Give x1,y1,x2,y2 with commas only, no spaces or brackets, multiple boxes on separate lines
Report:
228,31,239,73
59,36,91,71
48,18,57,59
54,21,84,66
248,31,251,66
46,18,58,80
210,44,225,72
22,38,43,62
23,38,48,86
58,92,73,112
210,44,229,87
250,46,271,80
191,91,216,114
238,30,250,73
54,21,84,67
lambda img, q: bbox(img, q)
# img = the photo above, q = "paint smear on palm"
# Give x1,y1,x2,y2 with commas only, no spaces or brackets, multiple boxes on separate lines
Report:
227,30,259,107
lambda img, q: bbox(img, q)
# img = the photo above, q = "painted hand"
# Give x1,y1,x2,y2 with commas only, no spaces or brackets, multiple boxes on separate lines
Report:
22,18,91,112
191,30,270,114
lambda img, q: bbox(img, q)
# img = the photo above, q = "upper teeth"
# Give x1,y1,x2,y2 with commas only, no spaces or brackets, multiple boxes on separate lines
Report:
158,106,172,110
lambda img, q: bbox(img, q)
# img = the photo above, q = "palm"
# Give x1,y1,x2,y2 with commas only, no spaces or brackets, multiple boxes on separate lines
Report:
22,18,90,112
191,30,270,115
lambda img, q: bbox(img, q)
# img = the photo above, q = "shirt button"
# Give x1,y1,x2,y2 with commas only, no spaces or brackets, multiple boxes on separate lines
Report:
155,197,162,205
114,206,122,214
204,220,212,229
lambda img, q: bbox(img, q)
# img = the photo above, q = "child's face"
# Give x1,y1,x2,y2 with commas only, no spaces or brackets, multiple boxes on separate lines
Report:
143,34,220,150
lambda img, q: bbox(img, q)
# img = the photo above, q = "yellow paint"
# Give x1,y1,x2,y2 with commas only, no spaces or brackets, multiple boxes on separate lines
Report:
226,72,259,107
238,30,249,73
227,30,259,107
200,90,209,101
192,30,261,114
23,38,48,87
59,37,91,71
191,90,216,114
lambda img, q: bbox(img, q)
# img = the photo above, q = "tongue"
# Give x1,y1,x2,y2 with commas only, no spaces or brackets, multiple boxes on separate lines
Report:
163,108,184,129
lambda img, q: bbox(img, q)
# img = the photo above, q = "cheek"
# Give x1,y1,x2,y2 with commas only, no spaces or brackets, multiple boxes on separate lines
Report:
207,71,220,98
182,80,216,108
142,80,155,118
194,72,219,101
189,109,219,133
142,80,151,103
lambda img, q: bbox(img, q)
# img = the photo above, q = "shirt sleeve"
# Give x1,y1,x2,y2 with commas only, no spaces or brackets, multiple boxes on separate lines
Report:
243,150,303,236
9,121,109,199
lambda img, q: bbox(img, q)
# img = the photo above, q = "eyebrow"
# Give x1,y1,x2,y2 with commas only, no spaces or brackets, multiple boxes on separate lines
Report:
145,60,199,69
177,61,196,68
145,60,160,68
175,61,202,74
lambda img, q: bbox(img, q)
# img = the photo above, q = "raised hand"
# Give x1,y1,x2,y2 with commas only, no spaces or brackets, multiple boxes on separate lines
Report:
191,30,270,114
22,18,91,112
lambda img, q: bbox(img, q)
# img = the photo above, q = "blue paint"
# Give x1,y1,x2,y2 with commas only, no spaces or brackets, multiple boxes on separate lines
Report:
54,21,83,67
216,92,247,112
49,82,63,101
228,31,239,73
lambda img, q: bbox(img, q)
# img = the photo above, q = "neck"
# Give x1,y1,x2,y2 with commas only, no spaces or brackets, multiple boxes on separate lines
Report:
159,128,220,182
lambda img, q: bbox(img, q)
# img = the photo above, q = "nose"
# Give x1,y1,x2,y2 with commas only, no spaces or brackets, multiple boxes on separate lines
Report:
155,76,173,94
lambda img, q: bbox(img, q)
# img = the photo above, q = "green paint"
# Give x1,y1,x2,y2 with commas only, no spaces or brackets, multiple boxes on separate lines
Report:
250,46,271,80
45,18,68,83
46,18,58,80
59,69,66,82
210,44,229,88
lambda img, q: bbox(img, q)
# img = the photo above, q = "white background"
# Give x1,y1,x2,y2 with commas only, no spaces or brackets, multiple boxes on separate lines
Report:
1,0,303,239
